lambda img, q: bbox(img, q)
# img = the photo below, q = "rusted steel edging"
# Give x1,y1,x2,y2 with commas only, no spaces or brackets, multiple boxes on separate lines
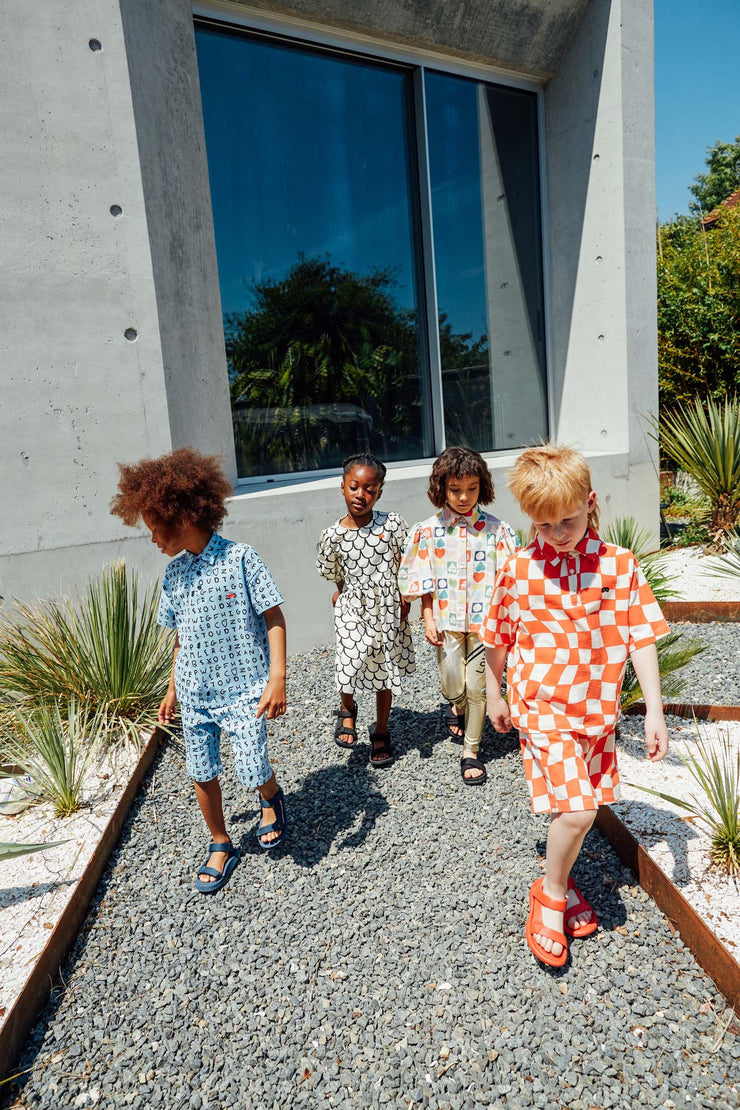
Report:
0,727,162,1082
624,701,740,722
595,805,740,1014
663,600,740,623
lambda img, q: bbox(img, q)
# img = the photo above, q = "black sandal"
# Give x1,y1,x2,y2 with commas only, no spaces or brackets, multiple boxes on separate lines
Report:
369,729,393,767
460,755,487,785
443,705,465,744
334,704,358,749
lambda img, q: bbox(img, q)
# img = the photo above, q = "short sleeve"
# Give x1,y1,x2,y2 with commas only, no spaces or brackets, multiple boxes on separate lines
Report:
479,565,519,646
386,512,410,567
316,529,341,583
627,560,670,651
397,523,429,599
157,575,177,629
496,521,520,564
242,547,283,614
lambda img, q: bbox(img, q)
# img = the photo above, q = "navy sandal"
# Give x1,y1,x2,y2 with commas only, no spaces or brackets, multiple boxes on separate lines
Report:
194,841,239,894
444,705,465,744
369,729,394,767
257,786,288,850
334,704,358,749
460,756,488,786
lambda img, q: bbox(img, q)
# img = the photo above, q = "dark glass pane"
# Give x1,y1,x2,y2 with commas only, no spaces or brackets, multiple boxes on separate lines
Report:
425,72,547,452
195,24,431,477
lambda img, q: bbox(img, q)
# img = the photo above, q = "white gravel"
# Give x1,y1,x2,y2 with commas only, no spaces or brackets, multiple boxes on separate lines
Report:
0,743,141,1021
616,715,740,958
658,545,740,601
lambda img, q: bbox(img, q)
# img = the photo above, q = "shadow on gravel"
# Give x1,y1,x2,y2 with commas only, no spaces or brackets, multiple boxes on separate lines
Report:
231,753,390,867
610,798,700,887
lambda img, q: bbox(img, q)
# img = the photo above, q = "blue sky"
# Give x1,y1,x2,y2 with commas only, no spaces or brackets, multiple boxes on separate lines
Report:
655,0,740,220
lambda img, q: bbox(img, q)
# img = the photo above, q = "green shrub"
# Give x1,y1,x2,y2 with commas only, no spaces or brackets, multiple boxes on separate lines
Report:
2,699,101,817
0,562,173,746
651,396,740,540
628,725,740,874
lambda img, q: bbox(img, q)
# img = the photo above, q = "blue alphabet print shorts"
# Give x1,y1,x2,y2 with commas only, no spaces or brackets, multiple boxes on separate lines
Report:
180,691,272,788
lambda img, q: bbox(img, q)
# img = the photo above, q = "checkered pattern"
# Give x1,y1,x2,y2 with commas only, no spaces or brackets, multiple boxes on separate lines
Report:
480,529,669,813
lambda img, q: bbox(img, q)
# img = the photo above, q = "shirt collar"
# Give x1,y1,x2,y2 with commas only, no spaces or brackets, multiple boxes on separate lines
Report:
534,527,605,572
441,504,482,528
182,532,222,567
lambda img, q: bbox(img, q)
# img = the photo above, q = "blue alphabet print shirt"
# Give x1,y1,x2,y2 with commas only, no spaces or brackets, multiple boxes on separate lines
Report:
157,533,283,703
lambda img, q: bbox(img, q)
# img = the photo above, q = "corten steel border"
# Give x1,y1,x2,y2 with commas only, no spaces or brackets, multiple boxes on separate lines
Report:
625,702,740,722
0,728,161,1083
595,805,740,1014
663,601,740,623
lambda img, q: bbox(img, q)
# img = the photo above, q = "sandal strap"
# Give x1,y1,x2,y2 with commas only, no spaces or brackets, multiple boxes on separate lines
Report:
533,922,568,946
335,705,357,719
532,878,567,913
460,756,484,770
198,865,223,879
259,787,284,810
207,841,234,854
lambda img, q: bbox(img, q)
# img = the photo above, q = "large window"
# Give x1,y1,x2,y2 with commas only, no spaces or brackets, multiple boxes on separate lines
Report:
195,20,547,480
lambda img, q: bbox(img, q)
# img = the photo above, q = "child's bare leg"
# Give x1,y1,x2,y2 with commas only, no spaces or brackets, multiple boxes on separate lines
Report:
373,689,392,734
193,776,231,882
537,810,597,955
257,771,281,844
337,691,358,746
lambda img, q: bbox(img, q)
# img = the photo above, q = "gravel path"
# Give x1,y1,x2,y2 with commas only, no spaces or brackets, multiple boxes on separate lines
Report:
669,622,740,705
4,630,740,1110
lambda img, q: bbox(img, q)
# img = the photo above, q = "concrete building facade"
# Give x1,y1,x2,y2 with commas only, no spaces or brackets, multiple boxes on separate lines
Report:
0,0,659,652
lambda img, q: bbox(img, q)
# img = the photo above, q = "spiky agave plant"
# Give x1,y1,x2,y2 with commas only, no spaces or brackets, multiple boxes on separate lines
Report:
2,698,102,817
705,526,740,580
0,562,173,746
650,395,740,540
602,517,705,708
0,840,69,862
628,725,740,874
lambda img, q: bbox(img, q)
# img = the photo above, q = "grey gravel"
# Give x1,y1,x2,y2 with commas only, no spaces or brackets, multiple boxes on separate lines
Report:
671,621,740,705
4,627,740,1109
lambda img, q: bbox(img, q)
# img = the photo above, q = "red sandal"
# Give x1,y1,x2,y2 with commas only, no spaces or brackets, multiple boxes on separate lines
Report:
526,877,568,967
564,877,598,938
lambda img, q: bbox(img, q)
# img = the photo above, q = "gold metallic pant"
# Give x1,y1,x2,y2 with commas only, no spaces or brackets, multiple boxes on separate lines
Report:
437,631,486,755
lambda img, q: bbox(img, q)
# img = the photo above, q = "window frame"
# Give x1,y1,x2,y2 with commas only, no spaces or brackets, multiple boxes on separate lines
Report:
193,3,553,489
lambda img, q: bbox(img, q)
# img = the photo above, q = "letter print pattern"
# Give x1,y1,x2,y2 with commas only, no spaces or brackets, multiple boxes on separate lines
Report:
479,529,670,813
398,505,518,633
317,510,415,694
157,533,283,788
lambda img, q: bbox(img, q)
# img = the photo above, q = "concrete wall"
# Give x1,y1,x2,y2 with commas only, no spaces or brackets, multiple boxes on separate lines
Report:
0,0,660,655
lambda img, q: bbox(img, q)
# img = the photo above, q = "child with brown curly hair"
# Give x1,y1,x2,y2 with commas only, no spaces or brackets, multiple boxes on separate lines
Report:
398,447,517,784
111,447,288,893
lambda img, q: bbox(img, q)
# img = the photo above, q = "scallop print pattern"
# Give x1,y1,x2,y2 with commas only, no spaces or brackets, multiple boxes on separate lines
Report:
317,510,416,694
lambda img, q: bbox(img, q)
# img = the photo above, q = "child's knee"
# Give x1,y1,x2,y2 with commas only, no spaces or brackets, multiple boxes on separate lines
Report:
557,808,598,834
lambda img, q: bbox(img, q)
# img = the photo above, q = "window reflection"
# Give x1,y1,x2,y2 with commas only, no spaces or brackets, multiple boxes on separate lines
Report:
425,72,547,452
195,25,431,477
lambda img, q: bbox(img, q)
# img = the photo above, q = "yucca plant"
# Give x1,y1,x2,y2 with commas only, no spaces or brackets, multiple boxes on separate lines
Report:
705,526,740,580
620,632,706,710
602,517,706,708
0,562,173,746
602,516,680,605
628,726,740,874
1,698,101,817
0,840,69,862
650,395,740,539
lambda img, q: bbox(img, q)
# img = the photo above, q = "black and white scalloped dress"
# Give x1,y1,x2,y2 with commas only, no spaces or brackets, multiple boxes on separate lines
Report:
317,510,416,694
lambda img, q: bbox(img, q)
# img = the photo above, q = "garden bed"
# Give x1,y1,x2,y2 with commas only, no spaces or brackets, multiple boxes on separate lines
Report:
0,731,159,1078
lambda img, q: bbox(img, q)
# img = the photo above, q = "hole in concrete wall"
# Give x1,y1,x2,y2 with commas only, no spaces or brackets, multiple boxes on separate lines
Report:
110,205,123,217
124,328,138,342
598,334,605,342
89,39,102,51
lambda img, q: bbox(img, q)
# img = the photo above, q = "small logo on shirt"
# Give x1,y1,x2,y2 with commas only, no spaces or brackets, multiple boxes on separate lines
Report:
601,587,610,594
226,593,236,599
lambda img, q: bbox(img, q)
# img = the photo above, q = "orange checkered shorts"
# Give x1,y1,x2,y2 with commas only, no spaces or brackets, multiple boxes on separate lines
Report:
519,727,621,814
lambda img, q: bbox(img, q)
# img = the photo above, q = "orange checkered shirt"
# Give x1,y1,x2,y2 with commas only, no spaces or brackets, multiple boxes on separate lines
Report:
480,529,670,739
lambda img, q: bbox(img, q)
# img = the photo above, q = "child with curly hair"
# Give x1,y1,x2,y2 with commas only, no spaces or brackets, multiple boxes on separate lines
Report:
111,447,288,894
398,447,518,784
481,444,669,966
